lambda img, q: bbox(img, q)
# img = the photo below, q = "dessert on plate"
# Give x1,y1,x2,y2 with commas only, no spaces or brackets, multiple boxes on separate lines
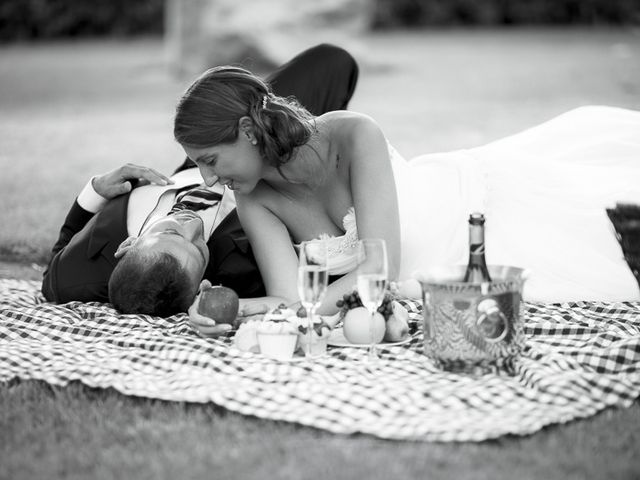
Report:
255,305,299,360
289,314,332,356
233,304,336,359
233,319,261,353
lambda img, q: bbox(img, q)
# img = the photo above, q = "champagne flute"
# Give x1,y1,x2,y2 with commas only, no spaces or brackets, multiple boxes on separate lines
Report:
297,240,329,358
357,238,388,362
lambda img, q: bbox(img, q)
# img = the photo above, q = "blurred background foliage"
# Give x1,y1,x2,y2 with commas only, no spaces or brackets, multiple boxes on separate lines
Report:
0,0,639,41
372,0,640,28
0,0,164,41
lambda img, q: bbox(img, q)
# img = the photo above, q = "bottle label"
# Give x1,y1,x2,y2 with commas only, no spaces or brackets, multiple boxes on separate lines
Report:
470,243,485,255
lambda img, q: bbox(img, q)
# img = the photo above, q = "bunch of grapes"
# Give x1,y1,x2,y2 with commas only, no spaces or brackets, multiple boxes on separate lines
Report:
336,290,395,320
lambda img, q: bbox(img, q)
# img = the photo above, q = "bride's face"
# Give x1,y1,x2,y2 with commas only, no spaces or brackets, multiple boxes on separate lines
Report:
183,136,264,195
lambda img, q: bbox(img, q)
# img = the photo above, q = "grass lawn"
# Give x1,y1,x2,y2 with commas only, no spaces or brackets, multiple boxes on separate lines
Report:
2,381,639,480
1,28,640,479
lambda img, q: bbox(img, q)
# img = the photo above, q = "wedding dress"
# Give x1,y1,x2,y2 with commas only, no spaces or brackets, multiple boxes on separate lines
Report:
324,106,640,302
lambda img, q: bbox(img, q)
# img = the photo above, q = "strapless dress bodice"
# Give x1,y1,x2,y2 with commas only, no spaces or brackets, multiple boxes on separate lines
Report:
298,206,359,276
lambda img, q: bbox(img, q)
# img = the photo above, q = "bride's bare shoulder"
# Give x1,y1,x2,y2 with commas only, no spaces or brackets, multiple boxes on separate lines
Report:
319,110,378,127
319,111,383,142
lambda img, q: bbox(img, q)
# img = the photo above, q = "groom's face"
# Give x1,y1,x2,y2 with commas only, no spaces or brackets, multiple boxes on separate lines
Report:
134,210,210,284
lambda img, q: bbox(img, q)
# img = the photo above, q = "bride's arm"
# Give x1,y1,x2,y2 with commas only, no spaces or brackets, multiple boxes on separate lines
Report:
234,190,364,317
346,114,401,279
235,194,301,311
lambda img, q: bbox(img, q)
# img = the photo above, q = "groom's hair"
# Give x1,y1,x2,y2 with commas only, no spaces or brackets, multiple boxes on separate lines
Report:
108,250,198,317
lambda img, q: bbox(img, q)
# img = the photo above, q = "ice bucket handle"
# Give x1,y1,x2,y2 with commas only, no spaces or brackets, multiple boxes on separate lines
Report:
475,298,509,343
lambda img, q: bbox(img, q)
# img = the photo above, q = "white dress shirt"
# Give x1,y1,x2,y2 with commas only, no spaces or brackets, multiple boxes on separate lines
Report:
77,168,236,240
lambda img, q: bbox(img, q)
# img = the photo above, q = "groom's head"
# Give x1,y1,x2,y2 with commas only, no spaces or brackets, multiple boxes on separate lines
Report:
108,210,210,317
108,251,198,317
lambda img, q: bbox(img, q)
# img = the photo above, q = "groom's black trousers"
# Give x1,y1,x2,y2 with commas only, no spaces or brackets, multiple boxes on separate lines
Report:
268,43,359,115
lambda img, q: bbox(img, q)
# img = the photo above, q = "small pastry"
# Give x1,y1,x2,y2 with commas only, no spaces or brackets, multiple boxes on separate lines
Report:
256,305,299,360
233,319,261,353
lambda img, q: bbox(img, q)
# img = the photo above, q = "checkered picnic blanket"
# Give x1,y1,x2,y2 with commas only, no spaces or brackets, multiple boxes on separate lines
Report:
1,279,639,442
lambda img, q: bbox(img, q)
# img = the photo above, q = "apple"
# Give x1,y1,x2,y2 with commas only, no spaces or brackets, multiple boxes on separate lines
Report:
197,285,239,325
342,307,385,344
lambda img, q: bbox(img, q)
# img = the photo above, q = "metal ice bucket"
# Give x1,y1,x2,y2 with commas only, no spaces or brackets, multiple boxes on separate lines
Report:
417,265,529,374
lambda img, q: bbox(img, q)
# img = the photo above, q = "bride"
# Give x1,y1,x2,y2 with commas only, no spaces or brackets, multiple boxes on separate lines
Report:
174,63,640,320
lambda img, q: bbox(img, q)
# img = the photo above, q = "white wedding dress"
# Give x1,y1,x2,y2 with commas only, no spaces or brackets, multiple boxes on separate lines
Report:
392,106,640,302
318,106,639,302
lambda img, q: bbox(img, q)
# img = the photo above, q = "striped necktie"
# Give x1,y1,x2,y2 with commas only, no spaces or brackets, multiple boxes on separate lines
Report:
169,186,223,214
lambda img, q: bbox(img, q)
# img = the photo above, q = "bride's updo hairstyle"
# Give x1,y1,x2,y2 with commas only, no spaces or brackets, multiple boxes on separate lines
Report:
174,66,315,167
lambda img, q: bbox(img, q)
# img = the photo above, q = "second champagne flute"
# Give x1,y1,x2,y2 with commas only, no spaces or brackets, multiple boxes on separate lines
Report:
356,238,388,362
297,240,329,358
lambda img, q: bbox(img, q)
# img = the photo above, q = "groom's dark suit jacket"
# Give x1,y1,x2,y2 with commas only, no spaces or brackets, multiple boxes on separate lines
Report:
42,43,359,304
42,185,264,303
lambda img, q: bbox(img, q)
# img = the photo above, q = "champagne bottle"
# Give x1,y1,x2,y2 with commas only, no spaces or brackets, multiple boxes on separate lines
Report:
463,212,492,283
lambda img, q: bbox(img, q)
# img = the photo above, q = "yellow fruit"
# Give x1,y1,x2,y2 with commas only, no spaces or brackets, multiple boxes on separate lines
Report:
383,314,409,342
342,307,385,344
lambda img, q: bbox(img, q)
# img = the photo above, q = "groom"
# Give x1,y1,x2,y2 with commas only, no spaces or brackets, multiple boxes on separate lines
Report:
42,43,359,316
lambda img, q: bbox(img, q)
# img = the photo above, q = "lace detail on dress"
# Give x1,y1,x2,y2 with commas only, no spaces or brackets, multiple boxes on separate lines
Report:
316,207,360,275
